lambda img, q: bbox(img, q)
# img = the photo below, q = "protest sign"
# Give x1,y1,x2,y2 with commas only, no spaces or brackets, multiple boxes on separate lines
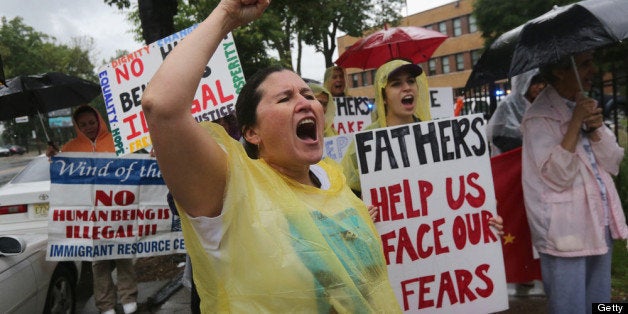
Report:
46,153,184,261
428,87,454,120
331,96,373,134
97,25,244,155
355,114,508,313
323,134,352,163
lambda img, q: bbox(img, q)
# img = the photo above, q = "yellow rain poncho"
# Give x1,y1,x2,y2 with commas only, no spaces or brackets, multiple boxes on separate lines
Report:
178,122,401,313
341,59,431,193
308,82,338,137
323,66,350,97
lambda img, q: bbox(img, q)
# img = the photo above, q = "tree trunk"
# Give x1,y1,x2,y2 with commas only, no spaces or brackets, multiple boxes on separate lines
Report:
138,0,178,45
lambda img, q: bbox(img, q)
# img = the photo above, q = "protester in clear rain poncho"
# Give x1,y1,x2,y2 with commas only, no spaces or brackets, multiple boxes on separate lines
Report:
308,82,338,137
486,69,545,156
521,51,628,313
139,0,402,312
324,66,350,97
340,59,431,196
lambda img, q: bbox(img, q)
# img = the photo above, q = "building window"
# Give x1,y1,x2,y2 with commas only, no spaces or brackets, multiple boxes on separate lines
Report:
438,21,447,35
455,53,465,71
428,59,437,76
453,18,462,37
352,73,359,88
361,71,369,86
371,70,376,84
441,56,450,74
471,49,482,66
468,15,477,33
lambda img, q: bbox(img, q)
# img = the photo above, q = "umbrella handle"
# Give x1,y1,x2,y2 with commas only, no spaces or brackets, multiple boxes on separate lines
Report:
570,56,596,133
570,56,585,95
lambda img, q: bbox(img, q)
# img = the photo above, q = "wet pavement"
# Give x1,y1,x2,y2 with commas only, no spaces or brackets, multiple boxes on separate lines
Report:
76,276,549,313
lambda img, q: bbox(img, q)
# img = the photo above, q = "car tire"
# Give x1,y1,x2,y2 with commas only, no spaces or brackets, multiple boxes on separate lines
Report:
43,264,76,314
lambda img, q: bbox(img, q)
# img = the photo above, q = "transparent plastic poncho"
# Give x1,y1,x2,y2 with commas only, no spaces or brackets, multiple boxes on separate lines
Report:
178,123,401,313
341,59,432,193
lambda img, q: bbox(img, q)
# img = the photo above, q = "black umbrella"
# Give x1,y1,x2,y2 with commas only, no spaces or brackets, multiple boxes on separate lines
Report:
466,0,628,88
465,25,523,88
0,72,102,143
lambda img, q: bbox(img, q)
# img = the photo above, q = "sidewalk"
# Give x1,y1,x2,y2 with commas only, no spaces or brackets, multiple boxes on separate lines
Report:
76,273,189,314
75,277,548,314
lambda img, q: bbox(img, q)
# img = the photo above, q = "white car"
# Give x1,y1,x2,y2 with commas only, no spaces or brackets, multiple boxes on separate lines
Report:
0,146,11,157
0,155,82,313
0,155,51,233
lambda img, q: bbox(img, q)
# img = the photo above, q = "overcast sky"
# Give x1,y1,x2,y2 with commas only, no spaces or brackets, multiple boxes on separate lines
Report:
2,0,454,81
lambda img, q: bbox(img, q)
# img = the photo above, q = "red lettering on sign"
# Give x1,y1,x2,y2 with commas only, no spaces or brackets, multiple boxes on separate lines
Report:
114,59,144,84
190,80,235,114
446,172,485,210
370,179,432,222
95,190,136,206
123,111,149,140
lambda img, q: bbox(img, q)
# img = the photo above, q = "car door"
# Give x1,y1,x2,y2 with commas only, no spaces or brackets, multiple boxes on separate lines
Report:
0,253,39,313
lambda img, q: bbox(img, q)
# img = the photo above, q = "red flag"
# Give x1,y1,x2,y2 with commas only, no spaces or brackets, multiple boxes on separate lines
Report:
491,147,542,283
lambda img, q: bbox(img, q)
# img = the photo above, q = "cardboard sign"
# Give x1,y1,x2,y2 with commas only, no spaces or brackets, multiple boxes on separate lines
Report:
46,153,185,261
97,25,244,155
428,87,454,120
332,96,373,134
323,134,352,163
355,114,508,313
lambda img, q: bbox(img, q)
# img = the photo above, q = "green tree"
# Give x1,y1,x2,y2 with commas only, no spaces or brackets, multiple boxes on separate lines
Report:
472,0,576,49
296,0,404,68
117,0,404,76
0,17,98,149
472,0,627,98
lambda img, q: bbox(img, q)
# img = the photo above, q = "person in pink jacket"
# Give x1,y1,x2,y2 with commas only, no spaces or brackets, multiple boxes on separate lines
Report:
521,50,628,314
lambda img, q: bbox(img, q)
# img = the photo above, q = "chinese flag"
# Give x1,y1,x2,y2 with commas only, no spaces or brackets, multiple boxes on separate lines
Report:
491,147,542,283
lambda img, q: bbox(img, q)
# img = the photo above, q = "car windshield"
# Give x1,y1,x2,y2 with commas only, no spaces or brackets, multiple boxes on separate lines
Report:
11,156,50,183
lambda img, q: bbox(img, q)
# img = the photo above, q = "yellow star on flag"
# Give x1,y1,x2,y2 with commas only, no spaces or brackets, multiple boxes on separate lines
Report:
503,233,515,245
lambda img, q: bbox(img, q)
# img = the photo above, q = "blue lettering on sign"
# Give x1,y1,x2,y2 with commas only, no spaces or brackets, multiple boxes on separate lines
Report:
50,156,164,185
99,70,118,124
117,240,171,255
156,24,198,47
49,244,114,257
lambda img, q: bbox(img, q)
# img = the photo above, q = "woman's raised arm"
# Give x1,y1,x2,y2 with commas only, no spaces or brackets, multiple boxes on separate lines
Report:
141,0,270,217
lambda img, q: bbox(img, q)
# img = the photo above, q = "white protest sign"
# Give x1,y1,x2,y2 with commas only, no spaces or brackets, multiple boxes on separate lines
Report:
97,25,244,155
332,96,373,134
428,87,454,120
46,153,185,261
355,114,508,313
323,134,352,163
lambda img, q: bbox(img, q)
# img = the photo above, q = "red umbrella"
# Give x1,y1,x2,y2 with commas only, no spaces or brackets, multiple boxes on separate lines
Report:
334,26,448,69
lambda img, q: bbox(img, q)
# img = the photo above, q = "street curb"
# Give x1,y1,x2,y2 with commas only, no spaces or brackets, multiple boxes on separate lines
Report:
146,272,184,308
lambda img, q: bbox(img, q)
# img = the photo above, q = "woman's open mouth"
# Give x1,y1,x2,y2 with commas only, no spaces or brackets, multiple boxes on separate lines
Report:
296,118,318,141
402,95,415,106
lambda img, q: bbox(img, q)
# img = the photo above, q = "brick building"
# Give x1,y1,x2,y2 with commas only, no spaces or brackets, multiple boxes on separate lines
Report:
337,0,487,99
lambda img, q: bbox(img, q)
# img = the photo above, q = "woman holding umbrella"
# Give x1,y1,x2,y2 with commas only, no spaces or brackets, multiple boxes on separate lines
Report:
521,50,628,313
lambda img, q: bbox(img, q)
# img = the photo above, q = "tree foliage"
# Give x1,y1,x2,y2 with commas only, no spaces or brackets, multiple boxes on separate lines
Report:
0,17,98,148
296,0,404,68
119,0,404,76
473,0,576,49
